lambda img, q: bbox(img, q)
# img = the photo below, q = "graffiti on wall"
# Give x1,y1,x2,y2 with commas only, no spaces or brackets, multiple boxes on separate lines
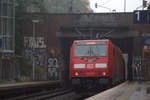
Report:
47,58,59,79
23,49,47,66
35,50,47,66
24,37,47,49
23,49,33,60
23,47,62,80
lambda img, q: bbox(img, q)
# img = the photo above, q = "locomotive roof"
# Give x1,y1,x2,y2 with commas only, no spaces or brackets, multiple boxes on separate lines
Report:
73,39,110,42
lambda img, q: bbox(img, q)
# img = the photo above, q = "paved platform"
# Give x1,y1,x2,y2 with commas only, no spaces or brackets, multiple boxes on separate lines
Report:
0,80,63,91
85,81,150,100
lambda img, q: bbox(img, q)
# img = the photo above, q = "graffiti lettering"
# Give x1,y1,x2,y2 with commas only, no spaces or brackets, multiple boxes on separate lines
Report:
24,37,46,49
23,47,62,80
23,49,33,60
47,58,58,79
35,53,47,66
23,49,47,66
48,58,58,68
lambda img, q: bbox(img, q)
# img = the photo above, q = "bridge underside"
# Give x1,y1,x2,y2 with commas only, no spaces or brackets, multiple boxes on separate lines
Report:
58,25,130,39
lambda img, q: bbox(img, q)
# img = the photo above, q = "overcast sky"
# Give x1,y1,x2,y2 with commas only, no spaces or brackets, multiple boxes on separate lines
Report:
89,0,150,13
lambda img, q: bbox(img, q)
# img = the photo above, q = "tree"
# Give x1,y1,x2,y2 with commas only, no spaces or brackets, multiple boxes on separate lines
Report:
43,0,93,13
72,0,93,13
148,4,150,10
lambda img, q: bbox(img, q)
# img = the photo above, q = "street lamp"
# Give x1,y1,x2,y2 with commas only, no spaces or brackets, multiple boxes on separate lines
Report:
32,19,39,81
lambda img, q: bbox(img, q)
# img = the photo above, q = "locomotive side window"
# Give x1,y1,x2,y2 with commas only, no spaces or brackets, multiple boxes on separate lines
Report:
74,41,107,57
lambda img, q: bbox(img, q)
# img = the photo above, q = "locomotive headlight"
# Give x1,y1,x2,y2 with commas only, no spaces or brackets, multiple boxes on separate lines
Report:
74,64,85,68
96,63,107,68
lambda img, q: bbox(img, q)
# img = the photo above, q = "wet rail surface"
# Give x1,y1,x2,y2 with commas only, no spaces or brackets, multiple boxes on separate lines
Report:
5,88,75,100
0,83,108,100
0,80,125,100
0,80,66,100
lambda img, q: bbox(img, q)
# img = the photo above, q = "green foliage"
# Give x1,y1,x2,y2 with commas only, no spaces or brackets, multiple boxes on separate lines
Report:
148,4,150,10
43,0,92,13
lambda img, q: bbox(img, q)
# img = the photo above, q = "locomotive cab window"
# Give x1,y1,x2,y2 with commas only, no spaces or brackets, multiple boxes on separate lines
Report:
74,41,107,57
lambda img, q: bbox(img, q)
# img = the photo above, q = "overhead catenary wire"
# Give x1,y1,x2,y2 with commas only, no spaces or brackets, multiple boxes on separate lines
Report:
101,0,112,6
95,0,112,12
99,29,114,39
75,27,88,39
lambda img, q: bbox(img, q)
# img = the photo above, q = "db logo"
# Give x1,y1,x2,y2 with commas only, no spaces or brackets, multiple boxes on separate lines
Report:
87,64,94,69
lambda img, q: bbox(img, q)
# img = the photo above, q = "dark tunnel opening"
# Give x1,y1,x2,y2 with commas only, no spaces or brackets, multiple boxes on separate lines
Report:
110,37,134,80
60,37,134,81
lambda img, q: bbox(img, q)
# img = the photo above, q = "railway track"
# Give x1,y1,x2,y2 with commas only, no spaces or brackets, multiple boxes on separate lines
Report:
0,81,117,100
4,88,75,100
0,81,77,100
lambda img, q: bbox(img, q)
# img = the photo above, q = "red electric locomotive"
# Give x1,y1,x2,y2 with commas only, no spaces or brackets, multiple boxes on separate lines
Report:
69,39,124,87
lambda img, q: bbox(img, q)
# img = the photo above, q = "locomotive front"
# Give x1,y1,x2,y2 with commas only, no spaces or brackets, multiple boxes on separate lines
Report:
70,40,110,86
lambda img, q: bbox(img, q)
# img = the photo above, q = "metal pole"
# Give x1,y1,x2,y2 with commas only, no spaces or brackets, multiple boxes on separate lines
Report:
142,0,144,10
124,0,126,12
13,0,16,80
32,20,39,81
1,0,4,81
32,22,35,81
70,0,73,12
0,0,2,81
13,0,15,54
